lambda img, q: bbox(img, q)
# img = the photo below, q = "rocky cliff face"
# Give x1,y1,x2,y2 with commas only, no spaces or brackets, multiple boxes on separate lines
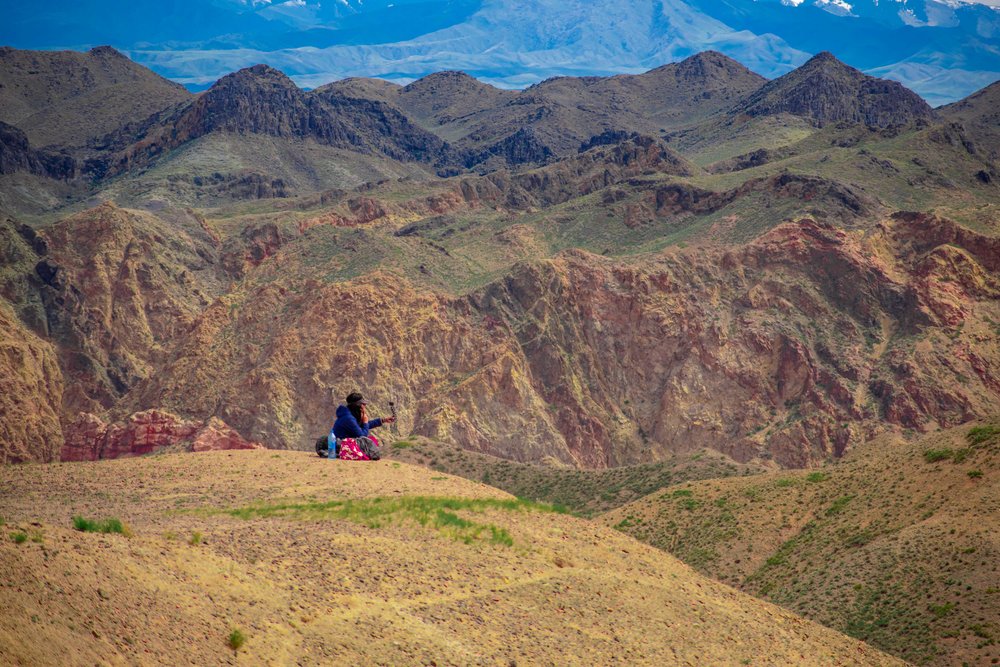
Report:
733,52,935,128
0,121,75,179
0,301,63,463
35,202,221,416
121,213,1000,468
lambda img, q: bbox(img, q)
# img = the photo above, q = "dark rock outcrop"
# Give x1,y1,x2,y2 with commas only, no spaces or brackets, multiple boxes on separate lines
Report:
0,121,75,179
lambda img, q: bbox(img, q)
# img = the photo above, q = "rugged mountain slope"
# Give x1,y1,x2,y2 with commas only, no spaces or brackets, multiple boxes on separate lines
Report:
940,79,1000,170
732,52,935,128
0,450,902,665
604,421,1000,666
0,122,75,180
120,211,1000,468
942,80,1000,128
29,202,224,417
0,300,63,464
0,46,191,149
329,52,767,166
100,64,448,179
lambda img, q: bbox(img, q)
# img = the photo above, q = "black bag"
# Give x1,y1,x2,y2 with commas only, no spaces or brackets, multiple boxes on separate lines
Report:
356,436,381,461
315,435,330,458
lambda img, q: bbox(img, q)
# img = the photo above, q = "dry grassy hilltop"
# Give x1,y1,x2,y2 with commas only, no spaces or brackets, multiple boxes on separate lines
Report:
0,450,901,666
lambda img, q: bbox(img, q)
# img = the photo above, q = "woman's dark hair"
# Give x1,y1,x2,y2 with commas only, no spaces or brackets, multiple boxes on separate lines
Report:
348,403,363,424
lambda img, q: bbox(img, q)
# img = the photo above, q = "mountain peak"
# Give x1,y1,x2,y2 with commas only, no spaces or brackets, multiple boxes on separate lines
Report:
214,63,298,89
87,45,127,60
732,52,934,128
403,70,492,94
807,51,841,65
670,50,766,83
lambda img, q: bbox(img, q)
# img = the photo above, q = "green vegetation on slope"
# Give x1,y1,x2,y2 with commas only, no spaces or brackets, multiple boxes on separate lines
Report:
219,495,567,546
389,438,765,517
604,422,1000,666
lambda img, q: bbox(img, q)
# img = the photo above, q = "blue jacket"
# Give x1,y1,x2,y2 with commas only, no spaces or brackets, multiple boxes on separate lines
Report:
331,404,383,441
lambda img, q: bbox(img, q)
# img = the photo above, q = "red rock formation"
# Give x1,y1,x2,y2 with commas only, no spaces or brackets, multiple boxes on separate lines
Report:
122,213,1000,469
61,409,263,462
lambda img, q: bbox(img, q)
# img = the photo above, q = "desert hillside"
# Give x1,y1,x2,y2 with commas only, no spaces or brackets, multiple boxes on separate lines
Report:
604,421,1000,666
0,450,901,665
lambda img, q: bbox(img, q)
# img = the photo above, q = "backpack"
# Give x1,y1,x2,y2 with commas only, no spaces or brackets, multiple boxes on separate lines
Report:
315,435,341,459
357,435,381,461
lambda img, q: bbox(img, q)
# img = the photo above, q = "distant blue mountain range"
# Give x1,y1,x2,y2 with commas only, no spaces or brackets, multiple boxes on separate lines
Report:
2,0,998,105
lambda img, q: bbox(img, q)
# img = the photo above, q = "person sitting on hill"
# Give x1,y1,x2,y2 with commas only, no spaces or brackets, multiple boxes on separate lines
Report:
329,392,394,460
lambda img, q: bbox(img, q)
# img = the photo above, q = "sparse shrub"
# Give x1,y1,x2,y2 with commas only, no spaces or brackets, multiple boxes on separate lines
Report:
967,425,1000,447
776,478,795,487
678,498,700,511
189,531,202,545
928,602,955,618
72,516,131,536
923,449,953,463
826,495,854,516
952,448,972,464
968,470,984,479
806,472,828,483
10,531,27,544
227,629,246,653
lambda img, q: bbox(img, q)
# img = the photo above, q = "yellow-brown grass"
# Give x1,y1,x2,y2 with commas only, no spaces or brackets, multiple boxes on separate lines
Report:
1,450,900,665
604,421,1000,666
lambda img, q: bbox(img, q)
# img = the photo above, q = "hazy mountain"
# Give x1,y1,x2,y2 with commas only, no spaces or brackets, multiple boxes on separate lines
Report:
1,0,996,103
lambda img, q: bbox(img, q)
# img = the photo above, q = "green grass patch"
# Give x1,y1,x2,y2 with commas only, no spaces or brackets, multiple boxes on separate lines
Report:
805,472,828,483
227,628,246,653
967,425,1000,447
923,449,953,463
218,496,566,547
826,495,854,516
10,531,27,544
968,469,984,479
928,602,954,618
72,516,131,536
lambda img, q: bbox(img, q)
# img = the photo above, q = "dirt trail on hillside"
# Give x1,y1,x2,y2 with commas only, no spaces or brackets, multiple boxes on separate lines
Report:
1,451,903,665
